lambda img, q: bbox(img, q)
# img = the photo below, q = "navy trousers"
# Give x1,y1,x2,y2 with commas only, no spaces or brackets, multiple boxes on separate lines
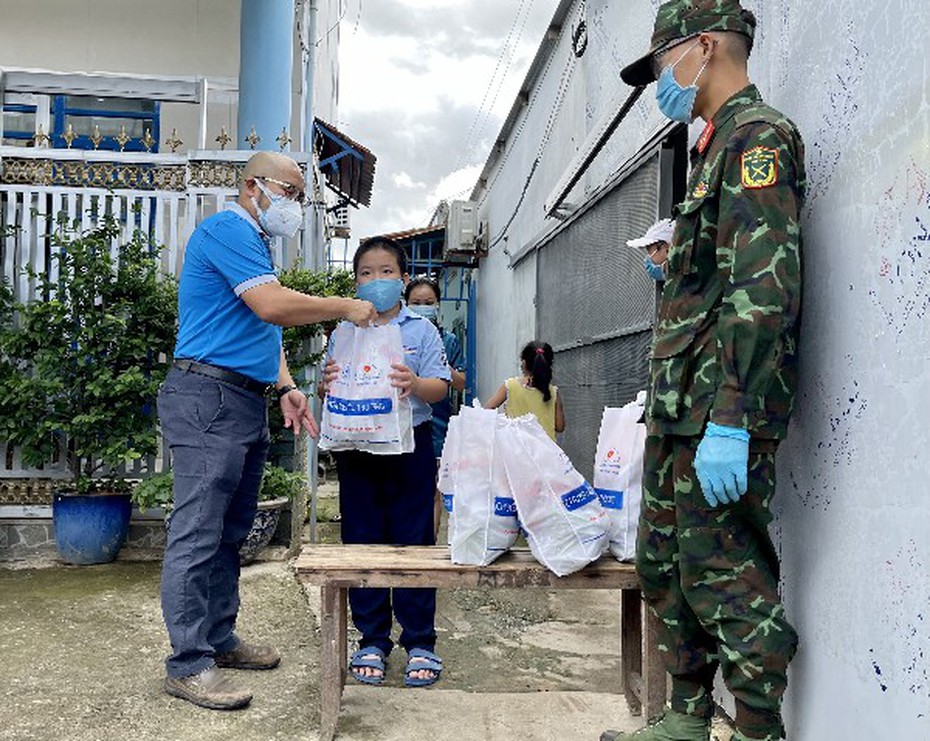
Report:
335,422,437,656
157,367,270,678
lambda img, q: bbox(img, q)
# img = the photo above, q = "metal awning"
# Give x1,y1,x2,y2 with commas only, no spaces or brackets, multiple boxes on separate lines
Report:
313,118,376,208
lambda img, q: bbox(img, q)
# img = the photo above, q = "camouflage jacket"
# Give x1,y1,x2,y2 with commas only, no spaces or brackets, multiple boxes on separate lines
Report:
646,85,805,439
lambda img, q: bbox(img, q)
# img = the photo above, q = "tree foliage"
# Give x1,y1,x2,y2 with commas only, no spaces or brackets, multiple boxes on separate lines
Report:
0,213,177,491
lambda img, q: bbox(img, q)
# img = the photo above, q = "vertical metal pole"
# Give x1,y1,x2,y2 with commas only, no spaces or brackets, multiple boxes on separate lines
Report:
238,0,294,151
197,78,209,150
302,0,321,544
466,274,477,405
302,0,318,155
0,71,6,143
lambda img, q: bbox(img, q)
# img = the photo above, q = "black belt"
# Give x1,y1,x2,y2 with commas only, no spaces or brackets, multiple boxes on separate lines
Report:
173,359,275,397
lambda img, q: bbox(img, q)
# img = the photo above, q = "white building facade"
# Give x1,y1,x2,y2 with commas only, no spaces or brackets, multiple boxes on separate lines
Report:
0,1,370,488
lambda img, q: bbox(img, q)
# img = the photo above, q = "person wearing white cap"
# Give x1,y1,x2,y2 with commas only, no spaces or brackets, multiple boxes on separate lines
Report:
626,218,676,281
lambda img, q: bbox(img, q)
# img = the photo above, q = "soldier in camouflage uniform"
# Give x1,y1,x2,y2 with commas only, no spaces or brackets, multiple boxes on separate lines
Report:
602,2,805,741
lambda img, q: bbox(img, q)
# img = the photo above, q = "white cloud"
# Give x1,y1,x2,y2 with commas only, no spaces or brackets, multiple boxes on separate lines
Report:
393,171,427,189
428,164,484,206
397,0,470,8
336,0,559,243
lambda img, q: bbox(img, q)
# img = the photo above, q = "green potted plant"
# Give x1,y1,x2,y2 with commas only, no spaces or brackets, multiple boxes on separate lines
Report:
240,463,307,564
132,463,306,564
0,213,177,564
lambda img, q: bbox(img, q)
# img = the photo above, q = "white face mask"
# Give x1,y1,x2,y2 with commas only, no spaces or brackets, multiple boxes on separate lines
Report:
252,179,303,238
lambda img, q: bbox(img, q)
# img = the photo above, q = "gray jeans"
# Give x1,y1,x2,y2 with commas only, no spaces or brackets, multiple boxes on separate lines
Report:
157,366,270,678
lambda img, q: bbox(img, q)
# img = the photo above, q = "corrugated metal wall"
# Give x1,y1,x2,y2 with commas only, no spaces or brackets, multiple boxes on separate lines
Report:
536,156,658,478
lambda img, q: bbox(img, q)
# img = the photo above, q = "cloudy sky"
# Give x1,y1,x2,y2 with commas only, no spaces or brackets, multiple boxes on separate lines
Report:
336,0,560,243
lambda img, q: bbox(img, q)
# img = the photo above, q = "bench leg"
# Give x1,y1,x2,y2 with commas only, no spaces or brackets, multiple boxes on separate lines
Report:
620,588,643,716
642,597,667,721
337,587,348,685
320,584,348,741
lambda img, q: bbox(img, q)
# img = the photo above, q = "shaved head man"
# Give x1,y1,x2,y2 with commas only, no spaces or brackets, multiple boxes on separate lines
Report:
158,151,376,711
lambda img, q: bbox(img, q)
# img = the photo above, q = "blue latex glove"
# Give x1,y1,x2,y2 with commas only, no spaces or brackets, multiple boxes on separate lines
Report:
694,422,750,507
643,255,666,282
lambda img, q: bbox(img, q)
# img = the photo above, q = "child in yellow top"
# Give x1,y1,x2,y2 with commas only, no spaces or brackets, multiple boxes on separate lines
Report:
485,341,565,440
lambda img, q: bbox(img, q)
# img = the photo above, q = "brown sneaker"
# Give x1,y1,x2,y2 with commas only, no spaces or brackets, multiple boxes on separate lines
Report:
214,641,281,670
164,666,252,710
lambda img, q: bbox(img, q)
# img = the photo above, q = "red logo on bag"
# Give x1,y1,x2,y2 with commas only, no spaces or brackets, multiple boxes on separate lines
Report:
354,362,384,386
597,448,622,473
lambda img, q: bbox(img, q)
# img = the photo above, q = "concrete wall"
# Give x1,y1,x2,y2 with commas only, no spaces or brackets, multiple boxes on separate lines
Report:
472,0,665,402
473,0,930,737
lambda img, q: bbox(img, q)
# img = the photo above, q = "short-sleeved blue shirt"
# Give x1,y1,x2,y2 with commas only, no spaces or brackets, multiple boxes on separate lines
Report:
327,304,451,427
174,203,282,383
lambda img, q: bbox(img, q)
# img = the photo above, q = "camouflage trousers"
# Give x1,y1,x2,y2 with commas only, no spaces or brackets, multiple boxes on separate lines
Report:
636,434,798,740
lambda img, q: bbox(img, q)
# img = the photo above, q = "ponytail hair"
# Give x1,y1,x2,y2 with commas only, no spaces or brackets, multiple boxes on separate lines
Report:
521,341,554,402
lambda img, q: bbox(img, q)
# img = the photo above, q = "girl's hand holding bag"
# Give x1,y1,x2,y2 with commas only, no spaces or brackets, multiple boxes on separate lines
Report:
319,323,414,455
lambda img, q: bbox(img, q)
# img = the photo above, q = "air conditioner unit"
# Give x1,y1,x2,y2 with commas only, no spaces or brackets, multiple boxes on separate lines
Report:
445,200,478,254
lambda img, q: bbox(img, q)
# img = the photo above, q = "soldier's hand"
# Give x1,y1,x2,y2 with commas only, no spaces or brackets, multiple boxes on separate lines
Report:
694,422,750,507
344,298,378,326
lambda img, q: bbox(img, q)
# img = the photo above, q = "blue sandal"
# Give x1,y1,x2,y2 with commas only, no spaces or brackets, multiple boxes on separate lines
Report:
404,648,443,687
349,647,386,686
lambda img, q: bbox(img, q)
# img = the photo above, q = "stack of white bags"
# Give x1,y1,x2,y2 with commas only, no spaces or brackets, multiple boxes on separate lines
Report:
439,393,647,576
316,322,648,577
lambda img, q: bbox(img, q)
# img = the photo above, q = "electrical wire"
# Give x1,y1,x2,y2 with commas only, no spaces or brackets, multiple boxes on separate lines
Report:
481,3,589,251
487,157,539,251
421,0,538,228
315,0,348,47
451,0,533,176
475,25,567,205
352,0,362,35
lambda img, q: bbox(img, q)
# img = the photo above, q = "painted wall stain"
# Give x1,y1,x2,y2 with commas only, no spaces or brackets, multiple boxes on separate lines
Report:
876,540,930,713
870,649,889,692
788,372,867,511
805,29,866,207
870,160,930,335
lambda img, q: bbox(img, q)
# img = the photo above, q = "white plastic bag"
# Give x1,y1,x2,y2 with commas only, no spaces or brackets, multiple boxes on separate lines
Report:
437,414,461,546
593,391,647,562
498,414,609,576
439,404,519,565
319,323,414,455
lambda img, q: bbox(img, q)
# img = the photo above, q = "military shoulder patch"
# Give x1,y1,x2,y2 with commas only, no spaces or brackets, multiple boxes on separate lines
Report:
741,146,779,189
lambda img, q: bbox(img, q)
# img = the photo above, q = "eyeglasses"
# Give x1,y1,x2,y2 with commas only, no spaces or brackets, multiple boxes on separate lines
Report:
649,34,701,78
256,176,306,205
645,242,667,257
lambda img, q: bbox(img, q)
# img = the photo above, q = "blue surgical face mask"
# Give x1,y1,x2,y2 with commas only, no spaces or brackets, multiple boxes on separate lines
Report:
655,42,709,123
408,303,439,321
356,278,404,313
644,255,667,282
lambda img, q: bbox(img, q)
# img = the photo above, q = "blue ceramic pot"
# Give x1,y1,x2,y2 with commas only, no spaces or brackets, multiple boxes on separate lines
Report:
239,497,288,565
52,491,132,565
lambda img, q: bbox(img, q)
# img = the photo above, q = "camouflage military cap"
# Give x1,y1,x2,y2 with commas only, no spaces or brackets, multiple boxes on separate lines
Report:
620,0,756,87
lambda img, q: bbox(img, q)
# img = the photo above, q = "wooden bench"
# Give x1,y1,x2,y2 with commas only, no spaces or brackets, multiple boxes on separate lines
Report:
294,544,666,741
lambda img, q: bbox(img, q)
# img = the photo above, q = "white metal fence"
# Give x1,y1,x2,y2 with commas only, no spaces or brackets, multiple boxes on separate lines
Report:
0,147,306,479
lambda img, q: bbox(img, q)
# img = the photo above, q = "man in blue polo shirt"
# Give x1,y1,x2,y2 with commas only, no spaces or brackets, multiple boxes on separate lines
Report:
158,151,376,711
